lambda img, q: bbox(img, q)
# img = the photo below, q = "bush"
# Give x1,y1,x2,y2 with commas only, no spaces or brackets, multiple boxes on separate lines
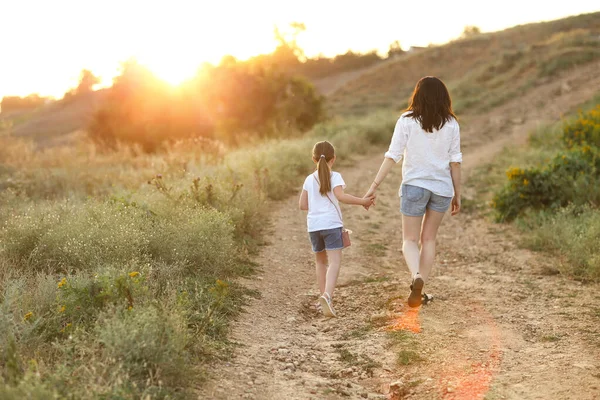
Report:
96,305,190,389
562,105,600,148
492,106,600,221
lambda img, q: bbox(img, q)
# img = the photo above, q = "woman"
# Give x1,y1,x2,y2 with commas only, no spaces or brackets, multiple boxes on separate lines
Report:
364,76,462,308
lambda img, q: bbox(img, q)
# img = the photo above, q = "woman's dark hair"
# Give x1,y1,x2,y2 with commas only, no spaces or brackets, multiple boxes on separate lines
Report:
406,76,457,133
312,141,335,196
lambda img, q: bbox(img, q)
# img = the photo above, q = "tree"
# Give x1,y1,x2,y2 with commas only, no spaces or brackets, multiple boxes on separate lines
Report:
387,40,404,58
75,69,100,94
461,25,481,39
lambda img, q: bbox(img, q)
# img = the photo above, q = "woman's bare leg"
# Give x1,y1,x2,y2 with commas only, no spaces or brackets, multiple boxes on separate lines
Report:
402,215,424,277
419,208,446,281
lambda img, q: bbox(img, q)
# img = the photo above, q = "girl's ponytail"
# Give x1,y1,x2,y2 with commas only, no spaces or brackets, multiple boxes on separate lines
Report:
317,155,331,195
312,141,335,196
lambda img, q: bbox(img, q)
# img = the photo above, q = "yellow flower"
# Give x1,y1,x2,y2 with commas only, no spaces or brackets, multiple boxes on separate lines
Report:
128,271,140,278
216,279,228,288
59,305,66,313
60,322,73,333
24,311,33,321
128,306,133,311
523,179,529,186
57,277,67,288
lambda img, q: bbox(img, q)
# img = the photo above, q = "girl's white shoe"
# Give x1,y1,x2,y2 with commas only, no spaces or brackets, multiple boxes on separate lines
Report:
319,292,337,317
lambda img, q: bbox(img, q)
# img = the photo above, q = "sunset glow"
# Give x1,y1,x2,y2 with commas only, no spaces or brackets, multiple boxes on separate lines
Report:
1,0,599,98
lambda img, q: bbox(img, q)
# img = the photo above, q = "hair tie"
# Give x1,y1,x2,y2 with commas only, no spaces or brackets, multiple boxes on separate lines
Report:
320,155,325,159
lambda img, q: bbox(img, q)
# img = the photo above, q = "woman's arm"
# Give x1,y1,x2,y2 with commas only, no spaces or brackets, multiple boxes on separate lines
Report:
299,189,308,211
333,186,374,206
450,162,461,216
363,157,396,198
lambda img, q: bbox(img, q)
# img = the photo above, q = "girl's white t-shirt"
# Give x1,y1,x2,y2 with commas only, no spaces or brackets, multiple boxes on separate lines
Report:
384,112,462,198
302,171,346,232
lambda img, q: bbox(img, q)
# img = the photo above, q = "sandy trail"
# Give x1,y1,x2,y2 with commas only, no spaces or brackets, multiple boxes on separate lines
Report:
200,62,600,400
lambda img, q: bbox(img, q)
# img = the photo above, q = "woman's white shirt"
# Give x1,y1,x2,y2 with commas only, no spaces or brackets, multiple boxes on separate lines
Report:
302,172,345,232
384,112,462,198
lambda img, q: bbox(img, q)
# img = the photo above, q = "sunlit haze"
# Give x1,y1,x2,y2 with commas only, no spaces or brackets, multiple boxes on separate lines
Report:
1,0,598,99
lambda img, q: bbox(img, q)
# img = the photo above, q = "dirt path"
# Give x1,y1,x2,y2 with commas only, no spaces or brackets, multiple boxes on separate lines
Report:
200,63,600,400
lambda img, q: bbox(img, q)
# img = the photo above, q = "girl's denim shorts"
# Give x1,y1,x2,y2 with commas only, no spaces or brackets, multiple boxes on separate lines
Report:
400,184,452,216
308,227,343,252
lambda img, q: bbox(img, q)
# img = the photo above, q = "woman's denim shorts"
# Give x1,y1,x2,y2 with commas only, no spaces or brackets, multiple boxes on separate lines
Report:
308,227,343,253
400,184,452,217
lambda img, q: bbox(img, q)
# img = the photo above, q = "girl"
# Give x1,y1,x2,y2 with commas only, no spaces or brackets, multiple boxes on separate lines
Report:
299,141,375,317
363,76,462,308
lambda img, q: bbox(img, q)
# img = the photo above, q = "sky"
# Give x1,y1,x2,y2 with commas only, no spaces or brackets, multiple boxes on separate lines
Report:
1,0,598,99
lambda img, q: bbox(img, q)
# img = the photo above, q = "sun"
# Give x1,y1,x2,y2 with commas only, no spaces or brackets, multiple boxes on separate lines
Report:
144,60,198,86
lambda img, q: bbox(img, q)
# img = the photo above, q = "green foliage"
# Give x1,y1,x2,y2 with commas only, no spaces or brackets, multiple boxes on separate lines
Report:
562,105,600,147
493,106,600,221
492,145,600,221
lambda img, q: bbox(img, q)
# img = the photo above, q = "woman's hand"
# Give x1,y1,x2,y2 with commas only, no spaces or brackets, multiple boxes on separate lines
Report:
451,196,461,216
362,195,376,210
362,188,377,210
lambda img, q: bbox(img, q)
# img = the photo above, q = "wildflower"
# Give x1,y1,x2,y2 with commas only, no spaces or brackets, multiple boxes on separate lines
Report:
128,306,133,311
128,271,140,278
523,179,529,186
216,279,228,289
24,311,33,321
59,305,66,313
57,277,67,288
506,167,523,180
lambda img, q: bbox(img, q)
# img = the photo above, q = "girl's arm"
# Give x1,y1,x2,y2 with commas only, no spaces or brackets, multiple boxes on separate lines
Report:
299,190,308,211
333,186,374,206
450,162,461,216
363,157,396,198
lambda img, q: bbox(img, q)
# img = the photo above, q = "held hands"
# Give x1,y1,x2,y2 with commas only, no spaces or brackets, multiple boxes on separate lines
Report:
362,195,376,209
362,188,377,210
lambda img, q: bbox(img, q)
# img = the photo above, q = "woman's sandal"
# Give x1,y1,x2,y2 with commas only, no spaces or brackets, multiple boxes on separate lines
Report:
409,283,434,305
408,276,424,308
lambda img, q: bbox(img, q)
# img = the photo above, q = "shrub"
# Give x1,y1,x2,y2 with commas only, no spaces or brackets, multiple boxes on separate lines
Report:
493,105,600,221
1,202,149,272
492,145,599,221
96,305,190,389
562,105,600,148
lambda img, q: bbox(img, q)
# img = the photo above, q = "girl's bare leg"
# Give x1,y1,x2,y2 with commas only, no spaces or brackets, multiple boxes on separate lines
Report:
315,251,328,294
324,249,342,297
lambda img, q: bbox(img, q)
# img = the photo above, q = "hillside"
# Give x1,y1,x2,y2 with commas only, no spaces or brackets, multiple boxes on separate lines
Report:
328,12,600,116
1,90,107,147
2,12,599,147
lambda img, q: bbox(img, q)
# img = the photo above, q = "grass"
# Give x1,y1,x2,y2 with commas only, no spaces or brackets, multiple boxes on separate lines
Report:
470,97,600,282
386,329,422,366
396,350,423,366
335,347,382,376
0,111,395,398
